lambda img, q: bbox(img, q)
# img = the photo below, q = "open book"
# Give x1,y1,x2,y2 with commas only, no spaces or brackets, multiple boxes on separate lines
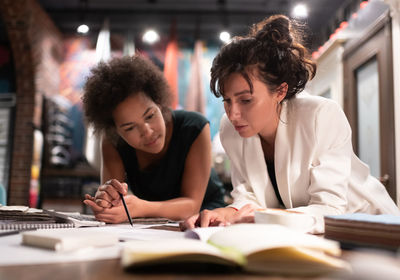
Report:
121,224,350,276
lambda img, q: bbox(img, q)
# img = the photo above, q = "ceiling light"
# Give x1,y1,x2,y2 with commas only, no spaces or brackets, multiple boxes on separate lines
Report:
219,31,231,44
142,29,160,44
292,4,308,18
77,24,89,34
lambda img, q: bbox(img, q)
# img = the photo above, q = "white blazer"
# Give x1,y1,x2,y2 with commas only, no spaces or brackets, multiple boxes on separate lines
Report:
220,95,400,233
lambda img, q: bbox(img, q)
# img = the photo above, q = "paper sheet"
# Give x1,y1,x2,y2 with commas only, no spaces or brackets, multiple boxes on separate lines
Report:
0,223,183,266
100,223,184,241
184,226,224,242
0,233,121,266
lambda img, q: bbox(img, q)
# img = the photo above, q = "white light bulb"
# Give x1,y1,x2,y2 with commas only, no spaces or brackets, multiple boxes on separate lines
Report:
219,31,231,44
77,24,89,34
142,30,160,44
293,4,308,18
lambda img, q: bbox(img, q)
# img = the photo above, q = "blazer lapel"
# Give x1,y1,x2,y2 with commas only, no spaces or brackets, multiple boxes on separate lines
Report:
243,135,279,208
275,101,293,208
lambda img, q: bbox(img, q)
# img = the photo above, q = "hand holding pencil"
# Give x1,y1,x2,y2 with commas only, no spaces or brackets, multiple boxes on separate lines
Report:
89,179,128,208
83,179,135,225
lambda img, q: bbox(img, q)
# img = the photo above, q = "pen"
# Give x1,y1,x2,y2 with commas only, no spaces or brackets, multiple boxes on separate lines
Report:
119,193,133,227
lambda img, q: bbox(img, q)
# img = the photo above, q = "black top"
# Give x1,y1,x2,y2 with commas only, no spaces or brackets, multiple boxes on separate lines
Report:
116,110,225,210
266,160,284,207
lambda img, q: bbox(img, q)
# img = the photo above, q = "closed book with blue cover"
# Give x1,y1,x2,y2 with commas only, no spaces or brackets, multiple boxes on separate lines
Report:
324,214,400,250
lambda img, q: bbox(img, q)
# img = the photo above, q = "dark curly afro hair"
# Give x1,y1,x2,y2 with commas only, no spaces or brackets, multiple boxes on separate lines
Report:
82,55,172,135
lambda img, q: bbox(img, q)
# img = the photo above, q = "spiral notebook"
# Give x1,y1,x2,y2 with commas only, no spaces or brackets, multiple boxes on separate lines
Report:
0,206,104,231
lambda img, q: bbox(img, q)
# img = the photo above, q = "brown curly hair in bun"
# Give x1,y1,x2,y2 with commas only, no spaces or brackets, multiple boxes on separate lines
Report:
210,15,316,100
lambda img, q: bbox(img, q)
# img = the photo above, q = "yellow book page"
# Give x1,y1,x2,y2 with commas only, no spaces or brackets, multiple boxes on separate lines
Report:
246,246,350,275
209,224,341,256
208,224,349,274
121,238,241,268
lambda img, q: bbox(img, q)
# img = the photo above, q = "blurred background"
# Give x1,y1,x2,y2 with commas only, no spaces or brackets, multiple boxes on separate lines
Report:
0,0,398,212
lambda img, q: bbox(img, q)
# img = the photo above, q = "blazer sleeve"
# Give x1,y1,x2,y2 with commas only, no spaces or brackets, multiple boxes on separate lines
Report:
229,166,263,210
292,100,351,220
219,114,263,210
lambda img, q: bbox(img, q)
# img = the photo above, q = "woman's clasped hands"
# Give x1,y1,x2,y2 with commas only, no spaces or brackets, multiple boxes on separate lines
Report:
84,179,142,223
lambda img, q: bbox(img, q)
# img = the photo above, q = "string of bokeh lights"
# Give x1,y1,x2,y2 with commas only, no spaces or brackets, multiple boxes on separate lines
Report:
76,3,309,45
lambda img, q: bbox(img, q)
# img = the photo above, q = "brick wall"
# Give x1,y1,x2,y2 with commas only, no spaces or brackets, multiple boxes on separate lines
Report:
0,0,62,205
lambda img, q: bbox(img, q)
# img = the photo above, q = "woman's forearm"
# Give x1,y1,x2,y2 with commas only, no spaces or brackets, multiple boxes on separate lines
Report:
125,195,201,220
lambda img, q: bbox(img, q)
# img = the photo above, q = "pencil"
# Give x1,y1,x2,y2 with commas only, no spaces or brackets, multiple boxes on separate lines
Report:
119,193,133,227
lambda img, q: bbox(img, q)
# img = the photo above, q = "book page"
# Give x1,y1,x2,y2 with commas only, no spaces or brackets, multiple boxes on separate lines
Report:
0,206,30,212
245,246,349,275
121,238,243,268
208,224,341,256
184,226,224,242
207,224,349,274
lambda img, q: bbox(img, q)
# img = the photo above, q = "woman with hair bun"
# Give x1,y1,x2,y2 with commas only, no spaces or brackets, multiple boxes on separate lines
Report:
182,15,399,233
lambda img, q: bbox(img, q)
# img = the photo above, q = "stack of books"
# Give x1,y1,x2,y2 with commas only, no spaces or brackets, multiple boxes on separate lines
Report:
324,213,400,251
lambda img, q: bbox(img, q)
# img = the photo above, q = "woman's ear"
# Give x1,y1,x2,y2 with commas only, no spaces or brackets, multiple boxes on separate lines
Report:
276,82,288,103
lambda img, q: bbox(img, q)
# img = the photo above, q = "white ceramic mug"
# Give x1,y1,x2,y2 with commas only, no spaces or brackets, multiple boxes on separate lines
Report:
254,209,317,233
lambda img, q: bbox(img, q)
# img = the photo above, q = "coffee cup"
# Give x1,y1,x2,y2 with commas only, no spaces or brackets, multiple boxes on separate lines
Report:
254,209,317,233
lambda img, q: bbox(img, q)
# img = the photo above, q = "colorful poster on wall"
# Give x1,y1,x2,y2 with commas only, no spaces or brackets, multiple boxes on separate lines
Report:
178,44,223,139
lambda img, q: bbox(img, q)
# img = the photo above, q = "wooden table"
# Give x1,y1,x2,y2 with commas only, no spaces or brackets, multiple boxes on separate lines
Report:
1,226,399,280
0,258,309,280
0,250,379,280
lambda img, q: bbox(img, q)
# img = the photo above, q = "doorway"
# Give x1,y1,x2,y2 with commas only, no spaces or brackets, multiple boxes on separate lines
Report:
343,15,396,201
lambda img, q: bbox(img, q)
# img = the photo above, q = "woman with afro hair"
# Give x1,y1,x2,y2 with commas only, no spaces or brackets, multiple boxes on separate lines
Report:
82,55,225,223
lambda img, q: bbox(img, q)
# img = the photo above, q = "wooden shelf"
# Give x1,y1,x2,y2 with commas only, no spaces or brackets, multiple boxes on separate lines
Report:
41,165,99,178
